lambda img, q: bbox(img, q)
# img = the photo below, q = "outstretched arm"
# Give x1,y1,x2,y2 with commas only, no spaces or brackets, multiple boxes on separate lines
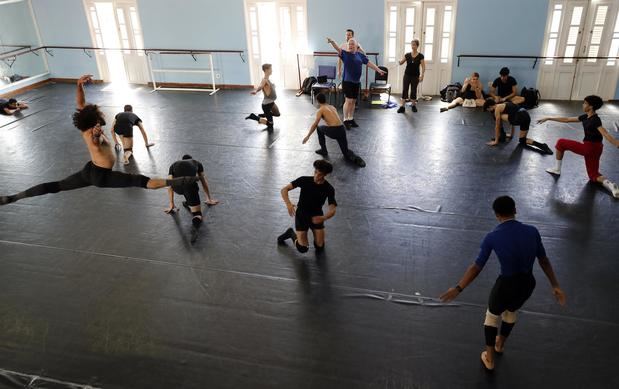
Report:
251,78,267,95
537,116,580,124
302,110,323,144
599,126,619,148
110,119,120,145
326,37,342,56
76,74,93,109
198,172,219,205
440,263,482,302
537,256,566,305
367,61,385,75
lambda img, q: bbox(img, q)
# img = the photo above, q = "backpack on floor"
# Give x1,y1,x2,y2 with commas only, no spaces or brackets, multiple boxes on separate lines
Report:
300,76,317,95
440,83,462,102
521,87,540,109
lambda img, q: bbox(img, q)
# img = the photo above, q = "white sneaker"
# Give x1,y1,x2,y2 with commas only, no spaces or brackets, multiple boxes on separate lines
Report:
609,183,619,199
546,167,561,176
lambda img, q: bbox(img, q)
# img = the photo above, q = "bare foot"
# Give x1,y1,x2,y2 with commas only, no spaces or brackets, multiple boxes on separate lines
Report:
481,351,494,371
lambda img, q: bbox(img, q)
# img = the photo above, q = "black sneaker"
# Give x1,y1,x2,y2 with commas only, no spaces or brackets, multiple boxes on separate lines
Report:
411,105,418,112
540,143,554,155
315,148,328,156
397,106,405,114
440,107,448,113
349,119,359,128
277,228,296,244
343,120,352,130
245,113,259,121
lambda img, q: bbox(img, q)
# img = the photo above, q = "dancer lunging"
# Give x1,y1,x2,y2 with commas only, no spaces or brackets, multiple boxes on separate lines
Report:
246,64,280,129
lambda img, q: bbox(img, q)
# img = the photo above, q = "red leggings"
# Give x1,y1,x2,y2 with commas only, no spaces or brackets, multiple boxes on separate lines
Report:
555,139,603,181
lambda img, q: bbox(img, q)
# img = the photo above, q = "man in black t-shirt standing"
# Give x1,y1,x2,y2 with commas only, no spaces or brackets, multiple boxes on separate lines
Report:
489,67,525,106
278,160,337,254
111,104,155,165
165,154,219,242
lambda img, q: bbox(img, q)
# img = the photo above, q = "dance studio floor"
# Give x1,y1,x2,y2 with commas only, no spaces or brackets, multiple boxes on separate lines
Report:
0,82,618,388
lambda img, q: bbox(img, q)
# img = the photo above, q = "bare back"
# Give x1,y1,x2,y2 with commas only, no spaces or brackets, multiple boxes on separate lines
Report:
82,129,116,169
318,104,343,126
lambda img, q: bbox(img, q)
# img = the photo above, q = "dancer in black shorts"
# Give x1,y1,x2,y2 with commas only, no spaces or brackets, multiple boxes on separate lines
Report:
165,155,219,243
397,39,425,113
277,160,337,254
440,196,566,371
0,75,195,206
484,98,553,154
302,93,365,167
111,104,154,164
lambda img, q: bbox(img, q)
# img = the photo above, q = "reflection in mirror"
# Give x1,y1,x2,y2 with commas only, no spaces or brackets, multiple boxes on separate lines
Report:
0,0,48,92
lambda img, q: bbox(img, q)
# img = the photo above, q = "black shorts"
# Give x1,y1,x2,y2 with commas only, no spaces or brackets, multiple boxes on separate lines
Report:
342,81,360,99
295,209,324,231
114,125,134,138
510,110,531,132
488,273,536,314
173,182,200,207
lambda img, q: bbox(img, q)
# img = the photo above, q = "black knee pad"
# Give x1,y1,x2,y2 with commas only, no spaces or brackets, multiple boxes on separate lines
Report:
192,216,202,228
138,175,150,188
518,137,527,145
295,241,309,253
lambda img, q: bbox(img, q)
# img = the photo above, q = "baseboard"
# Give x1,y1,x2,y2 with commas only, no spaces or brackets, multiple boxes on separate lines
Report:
49,78,104,84
146,82,253,90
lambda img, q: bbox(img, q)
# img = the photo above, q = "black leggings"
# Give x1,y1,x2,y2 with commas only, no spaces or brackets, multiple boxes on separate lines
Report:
402,74,419,100
317,125,349,154
260,102,280,125
7,161,150,202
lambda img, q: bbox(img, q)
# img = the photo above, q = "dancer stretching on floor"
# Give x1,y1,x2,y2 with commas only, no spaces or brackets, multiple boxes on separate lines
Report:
302,93,366,167
111,104,155,165
246,63,280,129
277,160,337,254
0,75,195,206
539,95,619,198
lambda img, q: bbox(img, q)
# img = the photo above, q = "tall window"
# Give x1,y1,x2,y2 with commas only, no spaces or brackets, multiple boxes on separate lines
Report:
562,6,583,63
587,5,608,62
440,5,452,63
544,4,563,65
424,7,435,61
388,5,397,62
607,10,619,66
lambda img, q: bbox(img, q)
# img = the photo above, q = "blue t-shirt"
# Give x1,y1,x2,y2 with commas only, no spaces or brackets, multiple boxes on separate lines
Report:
340,50,369,83
475,220,546,276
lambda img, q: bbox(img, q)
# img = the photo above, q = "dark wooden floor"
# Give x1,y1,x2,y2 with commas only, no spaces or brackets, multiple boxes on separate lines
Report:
0,82,618,388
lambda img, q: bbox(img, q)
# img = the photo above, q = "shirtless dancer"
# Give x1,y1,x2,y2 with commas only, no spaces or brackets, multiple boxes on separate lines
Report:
302,93,366,167
0,75,195,206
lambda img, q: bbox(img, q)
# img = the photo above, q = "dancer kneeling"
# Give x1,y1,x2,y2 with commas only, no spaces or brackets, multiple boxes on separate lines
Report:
484,98,552,154
277,160,337,254
302,93,366,167
246,63,280,129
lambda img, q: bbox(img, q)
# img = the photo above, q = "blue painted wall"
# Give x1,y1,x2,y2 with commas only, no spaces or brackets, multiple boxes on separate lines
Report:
451,0,549,91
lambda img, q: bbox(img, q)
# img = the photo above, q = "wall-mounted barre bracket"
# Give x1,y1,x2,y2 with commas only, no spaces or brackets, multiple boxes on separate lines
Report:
82,49,92,58
532,58,538,69
44,48,54,57
239,52,246,63
191,52,197,61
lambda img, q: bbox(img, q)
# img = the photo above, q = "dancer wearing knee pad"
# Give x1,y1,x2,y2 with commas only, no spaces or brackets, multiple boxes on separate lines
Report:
277,160,337,254
484,99,552,154
164,154,219,243
538,95,619,199
0,75,193,207
302,93,366,167
246,64,279,129
440,196,566,371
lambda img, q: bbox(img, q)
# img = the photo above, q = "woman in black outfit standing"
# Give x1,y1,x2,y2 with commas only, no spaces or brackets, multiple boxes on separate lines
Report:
397,39,425,113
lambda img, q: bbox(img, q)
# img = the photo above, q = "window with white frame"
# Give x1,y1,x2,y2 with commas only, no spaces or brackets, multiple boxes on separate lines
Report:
544,3,563,65
606,9,619,65
388,5,397,62
440,5,452,63
563,5,583,63
586,5,608,62
424,7,435,61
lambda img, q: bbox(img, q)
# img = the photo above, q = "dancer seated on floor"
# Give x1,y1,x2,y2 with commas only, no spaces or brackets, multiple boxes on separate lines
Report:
277,160,337,254
0,75,195,206
538,95,619,198
246,63,280,129
489,67,525,106
441,72,484,112
302,93,366,167
0,98,29,115
440,195,566,372
165,154,219,243
484,98,553,154
111,104,155,165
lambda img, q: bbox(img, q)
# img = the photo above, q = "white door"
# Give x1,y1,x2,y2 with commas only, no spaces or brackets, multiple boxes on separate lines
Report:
572,0,619,100
538,0,619,100
538,1,588,99
84,0,148,84
421,1,455,95
245,0,308,89
385,2,421,93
